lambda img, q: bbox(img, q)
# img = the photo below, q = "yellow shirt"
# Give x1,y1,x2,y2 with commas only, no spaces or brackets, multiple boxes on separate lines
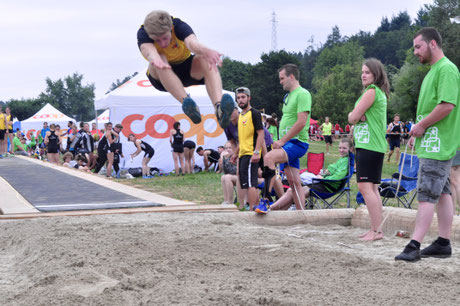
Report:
238,109,263,157
154,28,191,64
0,113,5,130
321,122,332,136
6,114,12,129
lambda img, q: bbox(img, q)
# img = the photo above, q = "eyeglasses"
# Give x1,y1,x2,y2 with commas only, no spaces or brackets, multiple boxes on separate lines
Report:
225,147,232,149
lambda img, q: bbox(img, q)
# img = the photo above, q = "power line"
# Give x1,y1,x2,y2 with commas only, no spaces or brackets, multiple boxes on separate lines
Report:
271,11,277,51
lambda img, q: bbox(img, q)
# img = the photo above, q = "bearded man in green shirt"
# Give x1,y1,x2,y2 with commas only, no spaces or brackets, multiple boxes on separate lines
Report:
396,28,460,262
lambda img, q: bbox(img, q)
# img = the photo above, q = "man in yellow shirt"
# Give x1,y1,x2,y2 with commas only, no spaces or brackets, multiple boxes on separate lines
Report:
0,105,6,158
137,10,234,128
320,116,333,154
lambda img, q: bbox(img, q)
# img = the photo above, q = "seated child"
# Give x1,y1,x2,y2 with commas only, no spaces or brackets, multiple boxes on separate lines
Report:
271,138,353,210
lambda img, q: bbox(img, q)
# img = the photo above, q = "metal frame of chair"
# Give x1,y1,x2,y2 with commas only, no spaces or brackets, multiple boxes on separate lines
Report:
306,152,354,209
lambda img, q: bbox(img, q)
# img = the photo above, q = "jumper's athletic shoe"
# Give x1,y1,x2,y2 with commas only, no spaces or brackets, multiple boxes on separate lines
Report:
421,240,452,258
255,199,270,214
182,96,201,124
395,242,421,262
216,94,234,129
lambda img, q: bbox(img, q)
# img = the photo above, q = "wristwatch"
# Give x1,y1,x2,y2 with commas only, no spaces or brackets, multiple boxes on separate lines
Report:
253,150,260,155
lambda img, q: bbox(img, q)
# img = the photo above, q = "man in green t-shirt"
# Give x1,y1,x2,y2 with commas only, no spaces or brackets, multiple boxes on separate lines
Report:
13,134,28,156
320,117,333,154
396,28,460,262
256,64,311,214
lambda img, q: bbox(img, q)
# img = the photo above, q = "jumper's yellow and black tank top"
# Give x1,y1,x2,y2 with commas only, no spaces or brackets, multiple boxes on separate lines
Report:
137,17,194,65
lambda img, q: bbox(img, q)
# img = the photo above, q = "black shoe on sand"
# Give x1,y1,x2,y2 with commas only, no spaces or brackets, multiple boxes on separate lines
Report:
216,94,234,129
421,240,452,258
395,242,421,262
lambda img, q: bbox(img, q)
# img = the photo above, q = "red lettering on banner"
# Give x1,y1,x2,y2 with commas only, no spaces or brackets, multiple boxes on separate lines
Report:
32,114,64,120
137,80,152,87
121,114,148,138
122,113,223,145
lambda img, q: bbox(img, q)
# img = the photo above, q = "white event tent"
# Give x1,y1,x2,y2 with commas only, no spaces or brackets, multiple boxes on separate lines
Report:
94,69,233,173
89,109,110,129
22,103,75,146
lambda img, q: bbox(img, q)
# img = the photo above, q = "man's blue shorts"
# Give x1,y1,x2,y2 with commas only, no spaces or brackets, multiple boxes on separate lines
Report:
280,139,309,170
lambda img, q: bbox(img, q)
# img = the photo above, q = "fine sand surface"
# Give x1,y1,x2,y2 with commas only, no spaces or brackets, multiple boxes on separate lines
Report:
1,212,460,305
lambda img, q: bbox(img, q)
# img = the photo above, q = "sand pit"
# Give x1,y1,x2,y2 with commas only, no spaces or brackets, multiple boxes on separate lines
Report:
1,212,460,305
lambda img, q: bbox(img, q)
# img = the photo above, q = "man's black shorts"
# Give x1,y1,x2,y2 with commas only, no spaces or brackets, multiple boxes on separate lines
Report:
389,137,401,151
356,148,384,183
147,55,205,92
239,155,259,189
0,129,5,140
324,135,333,145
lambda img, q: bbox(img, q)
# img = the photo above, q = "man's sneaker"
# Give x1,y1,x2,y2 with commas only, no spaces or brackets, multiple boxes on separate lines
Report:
421,240,452,258
255,199,270,214
395,242,421,262
216,94,235,129
182,95,201,124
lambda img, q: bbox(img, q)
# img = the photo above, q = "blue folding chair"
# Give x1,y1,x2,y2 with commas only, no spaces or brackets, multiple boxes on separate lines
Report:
379,153,419,208
356,153,419,208
307,152,355,209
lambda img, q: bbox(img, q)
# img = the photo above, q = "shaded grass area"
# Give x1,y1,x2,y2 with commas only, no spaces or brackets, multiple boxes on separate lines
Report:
118,139,414,208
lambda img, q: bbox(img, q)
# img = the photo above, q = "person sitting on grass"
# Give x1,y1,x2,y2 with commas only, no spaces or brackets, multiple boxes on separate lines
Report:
13,132,28,156
62,152,76,168
218,141,238,205
270,138,354,210
75,154,91,173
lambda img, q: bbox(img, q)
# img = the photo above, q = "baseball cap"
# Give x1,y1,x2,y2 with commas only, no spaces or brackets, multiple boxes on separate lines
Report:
235,87,250,96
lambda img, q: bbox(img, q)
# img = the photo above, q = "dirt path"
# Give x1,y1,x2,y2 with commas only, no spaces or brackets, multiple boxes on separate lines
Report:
1,212,459,305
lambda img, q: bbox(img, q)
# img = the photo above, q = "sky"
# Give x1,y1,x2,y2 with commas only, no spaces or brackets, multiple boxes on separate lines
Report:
0,0,434,102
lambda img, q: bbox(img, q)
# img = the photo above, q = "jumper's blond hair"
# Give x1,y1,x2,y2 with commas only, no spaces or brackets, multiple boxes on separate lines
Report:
144,10,173,37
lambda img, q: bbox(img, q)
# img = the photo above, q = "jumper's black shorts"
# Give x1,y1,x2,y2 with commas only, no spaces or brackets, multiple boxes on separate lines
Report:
324,135,333,145
239,155,259,189
147,55,205,92
0,129,5,140
356,148,384,183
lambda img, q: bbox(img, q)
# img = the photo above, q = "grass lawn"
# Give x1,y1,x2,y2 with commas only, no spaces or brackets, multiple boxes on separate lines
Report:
118,138,415,208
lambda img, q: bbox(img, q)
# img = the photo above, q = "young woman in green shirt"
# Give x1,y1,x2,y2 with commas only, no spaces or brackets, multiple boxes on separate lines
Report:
348,58,390,242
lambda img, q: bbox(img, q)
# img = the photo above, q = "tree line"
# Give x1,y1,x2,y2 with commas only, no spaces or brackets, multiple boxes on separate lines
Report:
219,0,459,125
1,0,458,126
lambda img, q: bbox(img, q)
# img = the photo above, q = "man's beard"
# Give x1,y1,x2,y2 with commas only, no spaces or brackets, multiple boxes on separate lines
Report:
420,47,432,64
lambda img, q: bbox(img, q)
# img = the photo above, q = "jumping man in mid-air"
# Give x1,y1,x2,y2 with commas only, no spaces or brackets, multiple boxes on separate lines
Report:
137,10,234,128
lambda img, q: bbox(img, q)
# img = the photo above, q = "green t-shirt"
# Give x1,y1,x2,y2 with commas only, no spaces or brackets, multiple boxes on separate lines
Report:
268,125,278,141
279,86,311,143
29,135,36,147
13,136,23,152
415,57,460,160
322,156,349,192
353,84,387,153
321,122,332,135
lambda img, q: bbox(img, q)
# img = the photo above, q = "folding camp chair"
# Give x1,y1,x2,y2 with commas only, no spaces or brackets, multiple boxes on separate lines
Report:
379,153,419,208
356,153,419,209
306,152,324,175
306,152,355,209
